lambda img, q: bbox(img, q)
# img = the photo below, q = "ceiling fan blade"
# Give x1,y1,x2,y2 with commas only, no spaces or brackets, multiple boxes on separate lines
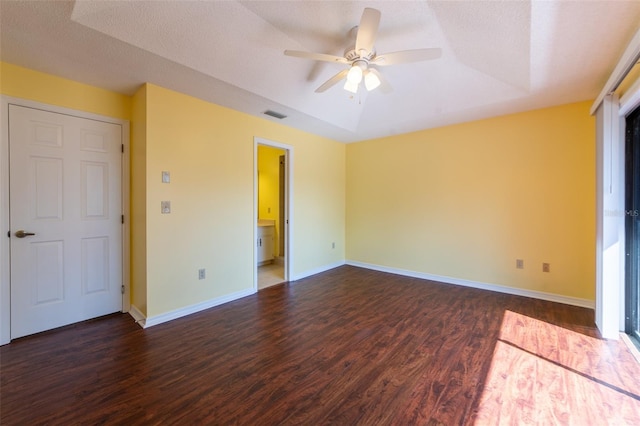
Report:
315,69,349,93
372,48,442,66
284,50,349,64
368,68,392,94
355,8,381,54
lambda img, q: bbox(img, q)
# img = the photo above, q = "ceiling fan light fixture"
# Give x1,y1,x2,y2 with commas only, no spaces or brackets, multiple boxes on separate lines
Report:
346,64,363,84
344,79,359,93
364,70,381,91
284,8,442,96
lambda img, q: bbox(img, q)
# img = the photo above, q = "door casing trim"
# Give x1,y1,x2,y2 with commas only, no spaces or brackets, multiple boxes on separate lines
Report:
0,96,131,345
254,137,293,290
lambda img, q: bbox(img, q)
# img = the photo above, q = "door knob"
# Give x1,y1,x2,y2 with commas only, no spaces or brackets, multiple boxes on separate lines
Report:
15,230,36,238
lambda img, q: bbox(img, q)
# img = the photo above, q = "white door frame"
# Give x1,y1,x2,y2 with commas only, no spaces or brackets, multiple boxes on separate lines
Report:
592,27,640,339
0,96,130,345
254,137,293,290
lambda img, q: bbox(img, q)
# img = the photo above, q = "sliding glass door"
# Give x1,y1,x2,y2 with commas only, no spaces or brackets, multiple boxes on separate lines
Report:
625,107,640,348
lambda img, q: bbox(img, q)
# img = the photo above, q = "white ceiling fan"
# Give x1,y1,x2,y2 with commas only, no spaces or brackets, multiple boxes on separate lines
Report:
284,7,442,94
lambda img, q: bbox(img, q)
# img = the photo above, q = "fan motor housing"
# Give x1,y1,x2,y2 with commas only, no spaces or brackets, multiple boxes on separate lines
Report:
344,47,376,62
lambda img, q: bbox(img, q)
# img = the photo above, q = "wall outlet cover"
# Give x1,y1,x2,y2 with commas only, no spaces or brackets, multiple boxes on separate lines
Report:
161,201,171,214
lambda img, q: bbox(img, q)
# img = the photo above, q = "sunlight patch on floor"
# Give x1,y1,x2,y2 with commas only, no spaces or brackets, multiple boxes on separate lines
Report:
475,310,640,425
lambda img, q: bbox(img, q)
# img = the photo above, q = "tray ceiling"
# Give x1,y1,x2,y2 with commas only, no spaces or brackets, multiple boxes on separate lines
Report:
2,1,640,142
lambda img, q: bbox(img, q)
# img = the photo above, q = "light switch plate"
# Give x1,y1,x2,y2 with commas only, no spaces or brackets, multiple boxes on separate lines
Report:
161,201,171,214
162,171,170,183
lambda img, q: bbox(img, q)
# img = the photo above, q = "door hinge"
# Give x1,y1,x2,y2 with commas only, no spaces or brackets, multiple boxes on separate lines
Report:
121,285,125,294
121,214,124,224
7,231,10,238
121,144,124,153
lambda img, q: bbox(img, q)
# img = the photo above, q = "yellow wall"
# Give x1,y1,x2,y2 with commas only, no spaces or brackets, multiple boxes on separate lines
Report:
258,145,285,256
0,62,130,120
347,101,596,300
0,63,346,320
131,85,148,315
1,60,595,319
142,84,345,317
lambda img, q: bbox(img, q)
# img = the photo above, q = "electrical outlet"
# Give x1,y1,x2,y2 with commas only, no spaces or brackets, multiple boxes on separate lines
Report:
542,263,550,273
161,201,171,214
162,171,170,183
516,259,524,269
332,242,335,249
198,268,206,280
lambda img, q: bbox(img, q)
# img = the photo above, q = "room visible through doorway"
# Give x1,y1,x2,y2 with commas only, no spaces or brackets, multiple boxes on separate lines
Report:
256,143,289,289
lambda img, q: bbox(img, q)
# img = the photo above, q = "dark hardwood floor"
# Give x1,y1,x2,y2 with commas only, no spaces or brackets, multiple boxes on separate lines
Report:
2,265,639,425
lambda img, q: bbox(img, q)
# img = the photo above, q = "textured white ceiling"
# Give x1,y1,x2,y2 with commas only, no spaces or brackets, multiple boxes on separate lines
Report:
2,1,640,142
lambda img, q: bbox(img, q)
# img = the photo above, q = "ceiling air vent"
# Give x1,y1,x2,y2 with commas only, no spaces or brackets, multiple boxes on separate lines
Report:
263,110,287,120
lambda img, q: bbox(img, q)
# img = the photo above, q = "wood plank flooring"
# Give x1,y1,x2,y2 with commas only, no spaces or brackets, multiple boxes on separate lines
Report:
2,265,639,425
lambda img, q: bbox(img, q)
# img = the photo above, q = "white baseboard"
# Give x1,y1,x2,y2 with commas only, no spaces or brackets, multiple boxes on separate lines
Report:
127,261,594,329
291,260,346,281
128,304,147,328
346,260,595,309
129,288,256,329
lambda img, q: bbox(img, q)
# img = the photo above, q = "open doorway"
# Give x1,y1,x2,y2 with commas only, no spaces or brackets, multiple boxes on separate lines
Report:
255,138,291,289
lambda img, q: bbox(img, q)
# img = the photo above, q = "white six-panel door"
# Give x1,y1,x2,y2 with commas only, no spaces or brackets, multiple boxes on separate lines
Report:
9,104,122,339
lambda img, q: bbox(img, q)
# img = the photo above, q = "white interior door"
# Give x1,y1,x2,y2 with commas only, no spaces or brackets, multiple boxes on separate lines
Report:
9,104,122,339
